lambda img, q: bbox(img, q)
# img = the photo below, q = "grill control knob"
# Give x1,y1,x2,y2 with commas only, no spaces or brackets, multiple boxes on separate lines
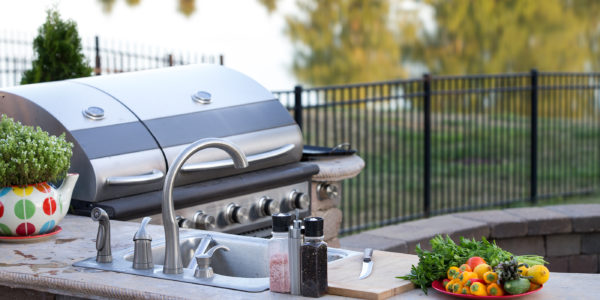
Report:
176,215,193,228
288,190,309,210
193,210,216,230
257,196,280,217
317,183,340,201
225,203,249,224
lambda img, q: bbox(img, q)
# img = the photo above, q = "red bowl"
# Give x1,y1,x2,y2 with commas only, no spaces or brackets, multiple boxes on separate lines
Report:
431,280,543,299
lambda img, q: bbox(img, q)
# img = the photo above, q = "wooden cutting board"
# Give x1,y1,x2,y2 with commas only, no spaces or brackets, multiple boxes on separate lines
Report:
327,250,419,300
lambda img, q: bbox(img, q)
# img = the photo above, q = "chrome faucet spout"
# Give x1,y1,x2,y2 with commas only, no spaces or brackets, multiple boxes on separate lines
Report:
162,138,248,274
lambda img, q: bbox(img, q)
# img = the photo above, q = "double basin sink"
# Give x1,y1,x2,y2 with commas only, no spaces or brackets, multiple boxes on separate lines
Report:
74,229,359,292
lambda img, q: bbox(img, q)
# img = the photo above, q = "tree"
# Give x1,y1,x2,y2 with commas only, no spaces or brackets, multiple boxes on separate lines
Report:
412,0,594,75
178,0,196,17
21,10,92,84
283,0,406,86
98,0,117,13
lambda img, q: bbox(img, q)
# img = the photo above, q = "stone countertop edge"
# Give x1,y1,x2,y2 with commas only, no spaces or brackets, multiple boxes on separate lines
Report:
1,215,600,299
303,154,365,181
0,270,187,300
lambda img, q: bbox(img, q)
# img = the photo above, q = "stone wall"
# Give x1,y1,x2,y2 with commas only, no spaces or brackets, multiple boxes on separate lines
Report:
340,204,600,273
306,155,365,248
310,181,342,248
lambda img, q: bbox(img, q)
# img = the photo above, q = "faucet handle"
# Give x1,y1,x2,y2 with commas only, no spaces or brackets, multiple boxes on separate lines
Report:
134,217,152,241
194,245,230,278
133,217,153,269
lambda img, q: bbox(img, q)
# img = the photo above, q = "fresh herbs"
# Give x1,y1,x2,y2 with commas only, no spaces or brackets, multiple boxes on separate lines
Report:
397,235,546,294
0,114,73,186
517,255,548,268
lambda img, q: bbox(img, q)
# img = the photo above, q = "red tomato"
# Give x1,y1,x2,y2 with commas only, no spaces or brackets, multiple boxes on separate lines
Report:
466,256,487,271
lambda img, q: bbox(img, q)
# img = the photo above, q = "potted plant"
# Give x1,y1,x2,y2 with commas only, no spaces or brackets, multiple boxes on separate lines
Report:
0,114,78,236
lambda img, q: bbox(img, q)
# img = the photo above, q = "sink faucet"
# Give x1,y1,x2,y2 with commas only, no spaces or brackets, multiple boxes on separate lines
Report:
162,138,249,274
193,245,230,278
91,207,112,263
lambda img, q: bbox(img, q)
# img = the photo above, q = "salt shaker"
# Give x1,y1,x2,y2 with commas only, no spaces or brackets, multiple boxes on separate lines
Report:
269,213,292,293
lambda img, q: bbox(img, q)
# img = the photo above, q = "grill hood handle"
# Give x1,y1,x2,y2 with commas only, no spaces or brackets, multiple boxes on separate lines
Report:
106,169,165,185
181,144,295,172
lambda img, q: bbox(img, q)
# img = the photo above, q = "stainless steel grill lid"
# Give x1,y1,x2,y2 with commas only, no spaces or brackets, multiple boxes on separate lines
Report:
0,65,303,203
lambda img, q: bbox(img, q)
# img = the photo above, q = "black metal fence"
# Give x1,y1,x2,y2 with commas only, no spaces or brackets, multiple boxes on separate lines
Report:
275,70,600,235
0,33,223,87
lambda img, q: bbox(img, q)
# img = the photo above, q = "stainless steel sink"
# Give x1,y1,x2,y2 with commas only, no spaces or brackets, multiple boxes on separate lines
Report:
74,229,359,292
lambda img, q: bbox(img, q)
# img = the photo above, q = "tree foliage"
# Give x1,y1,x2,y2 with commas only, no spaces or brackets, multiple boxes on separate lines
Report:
285,0,406,86
413,0,597,75
260,0,600,85
21,10,92,85
178,0,196,17
97,0,194,16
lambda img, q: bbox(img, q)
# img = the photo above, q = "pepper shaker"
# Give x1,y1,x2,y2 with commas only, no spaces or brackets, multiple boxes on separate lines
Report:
300,217,327,298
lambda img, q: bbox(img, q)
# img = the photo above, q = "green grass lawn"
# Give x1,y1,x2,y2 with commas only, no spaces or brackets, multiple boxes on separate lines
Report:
509,193,600,208
300,107,600,234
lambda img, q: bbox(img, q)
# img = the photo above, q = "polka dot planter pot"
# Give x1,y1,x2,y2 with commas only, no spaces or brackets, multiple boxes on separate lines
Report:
0,174,78,236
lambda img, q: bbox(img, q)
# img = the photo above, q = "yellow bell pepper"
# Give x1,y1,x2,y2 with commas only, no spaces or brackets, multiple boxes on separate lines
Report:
459,271,478,285
469,282,488,296
483,271,498,284
447,266,461,280
487,283,505,296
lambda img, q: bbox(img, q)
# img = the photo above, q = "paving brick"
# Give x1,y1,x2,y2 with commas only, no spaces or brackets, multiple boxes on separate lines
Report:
450,224,490,243
503,207,571,235
340,233,408,253
546,234,581,256
568,254,598,273
545,204,600,233
581,233,600,254
496,236,545,256
453,210,527,238
545,256,569,272
367,215,488,253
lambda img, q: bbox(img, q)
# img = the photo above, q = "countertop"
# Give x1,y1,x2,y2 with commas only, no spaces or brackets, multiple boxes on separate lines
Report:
0,215,598,299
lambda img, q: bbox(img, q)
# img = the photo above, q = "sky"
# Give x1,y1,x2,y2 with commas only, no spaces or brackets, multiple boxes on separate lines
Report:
0,0,297,91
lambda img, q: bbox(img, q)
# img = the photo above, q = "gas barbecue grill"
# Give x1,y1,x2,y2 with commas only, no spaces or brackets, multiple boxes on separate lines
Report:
0,65,317,237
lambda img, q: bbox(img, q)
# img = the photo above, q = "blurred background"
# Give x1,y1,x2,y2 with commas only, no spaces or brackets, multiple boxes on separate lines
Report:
3,0,600,89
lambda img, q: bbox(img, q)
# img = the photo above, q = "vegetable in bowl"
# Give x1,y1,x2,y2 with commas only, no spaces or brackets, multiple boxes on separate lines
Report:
397,235,547,294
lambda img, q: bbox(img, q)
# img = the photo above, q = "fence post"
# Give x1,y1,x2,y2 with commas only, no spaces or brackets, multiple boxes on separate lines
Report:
294,85,303,130
168,54,174,66
94,36,101,75
530,69,538,205
219,54,224,66
423,74,432,218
